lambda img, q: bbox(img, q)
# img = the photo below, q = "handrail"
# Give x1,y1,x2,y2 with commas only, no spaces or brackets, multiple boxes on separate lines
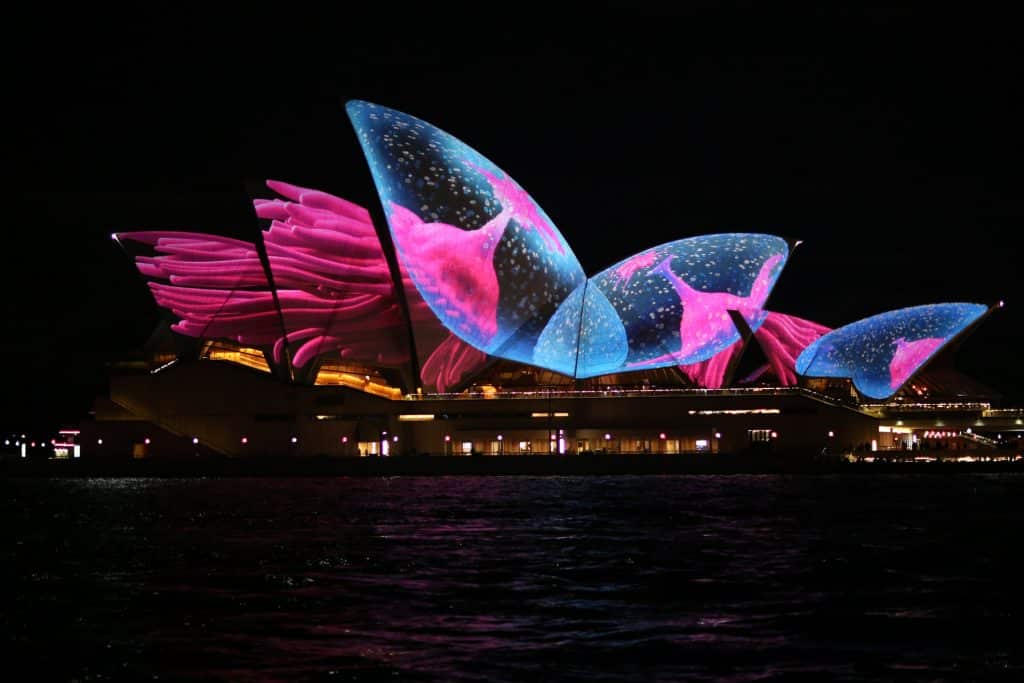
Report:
405,385,861,409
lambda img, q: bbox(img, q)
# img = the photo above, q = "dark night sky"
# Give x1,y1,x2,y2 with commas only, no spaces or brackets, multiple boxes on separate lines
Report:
5,6,1023,433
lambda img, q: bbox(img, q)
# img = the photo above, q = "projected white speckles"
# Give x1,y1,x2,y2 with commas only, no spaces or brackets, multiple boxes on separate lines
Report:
347,100,585,371
589,234,789,373
349,103,790,382
795,303,989,399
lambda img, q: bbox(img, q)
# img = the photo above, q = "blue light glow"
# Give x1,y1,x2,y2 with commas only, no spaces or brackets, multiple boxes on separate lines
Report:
347,100,585,371
795,303,989,399
575,234,789,377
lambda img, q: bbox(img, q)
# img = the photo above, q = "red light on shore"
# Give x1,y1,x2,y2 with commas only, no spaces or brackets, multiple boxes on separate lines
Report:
444,435,451,442
771,431,778,439
341,436,349,443
241,436,248,444
659,432,666,440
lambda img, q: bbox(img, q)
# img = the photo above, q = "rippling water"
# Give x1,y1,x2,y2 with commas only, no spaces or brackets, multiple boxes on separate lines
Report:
3,475,1023,681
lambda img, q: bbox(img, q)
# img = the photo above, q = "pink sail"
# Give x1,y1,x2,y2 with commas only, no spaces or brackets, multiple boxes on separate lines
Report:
121,181,488,390
748,312,832,386
679,339,744,389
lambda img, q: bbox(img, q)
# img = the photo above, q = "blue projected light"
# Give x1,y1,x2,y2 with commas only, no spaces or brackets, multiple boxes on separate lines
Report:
347,100,585,370
576,234,789,377
795,303,989,399
349,101,791,380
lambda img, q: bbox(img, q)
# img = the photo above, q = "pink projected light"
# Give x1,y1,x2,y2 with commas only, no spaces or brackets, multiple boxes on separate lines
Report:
122,181,487,391
467,163,565,255
635,253,784,367
678,312,829,388
255,179,407,367
118,231,278,342
611,251,658,286
889,337,945,390
386,163,567,351
750,312,832,386
679,340,744,389
388,202,504,345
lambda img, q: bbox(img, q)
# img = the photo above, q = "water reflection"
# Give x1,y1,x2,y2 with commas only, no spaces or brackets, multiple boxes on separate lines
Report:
3,475,1024,680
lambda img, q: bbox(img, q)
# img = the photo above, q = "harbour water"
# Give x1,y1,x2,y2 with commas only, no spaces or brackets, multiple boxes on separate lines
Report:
4,474,1023,681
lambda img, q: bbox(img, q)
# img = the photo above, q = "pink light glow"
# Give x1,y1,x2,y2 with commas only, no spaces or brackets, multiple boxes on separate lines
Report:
388,201,505,344
679,338,744,389
889,337,945,390
124,181,486,391
468,163,564,254
419,331,488,393
636,254,784,367
749,312,832,386
256,180,408,367
611,250,658,286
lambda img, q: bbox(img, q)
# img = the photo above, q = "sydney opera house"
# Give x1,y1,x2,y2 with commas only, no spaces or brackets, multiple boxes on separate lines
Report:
80,101,1019,460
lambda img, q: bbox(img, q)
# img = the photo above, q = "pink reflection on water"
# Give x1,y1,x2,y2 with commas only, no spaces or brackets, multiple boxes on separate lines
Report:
889,337,944,390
